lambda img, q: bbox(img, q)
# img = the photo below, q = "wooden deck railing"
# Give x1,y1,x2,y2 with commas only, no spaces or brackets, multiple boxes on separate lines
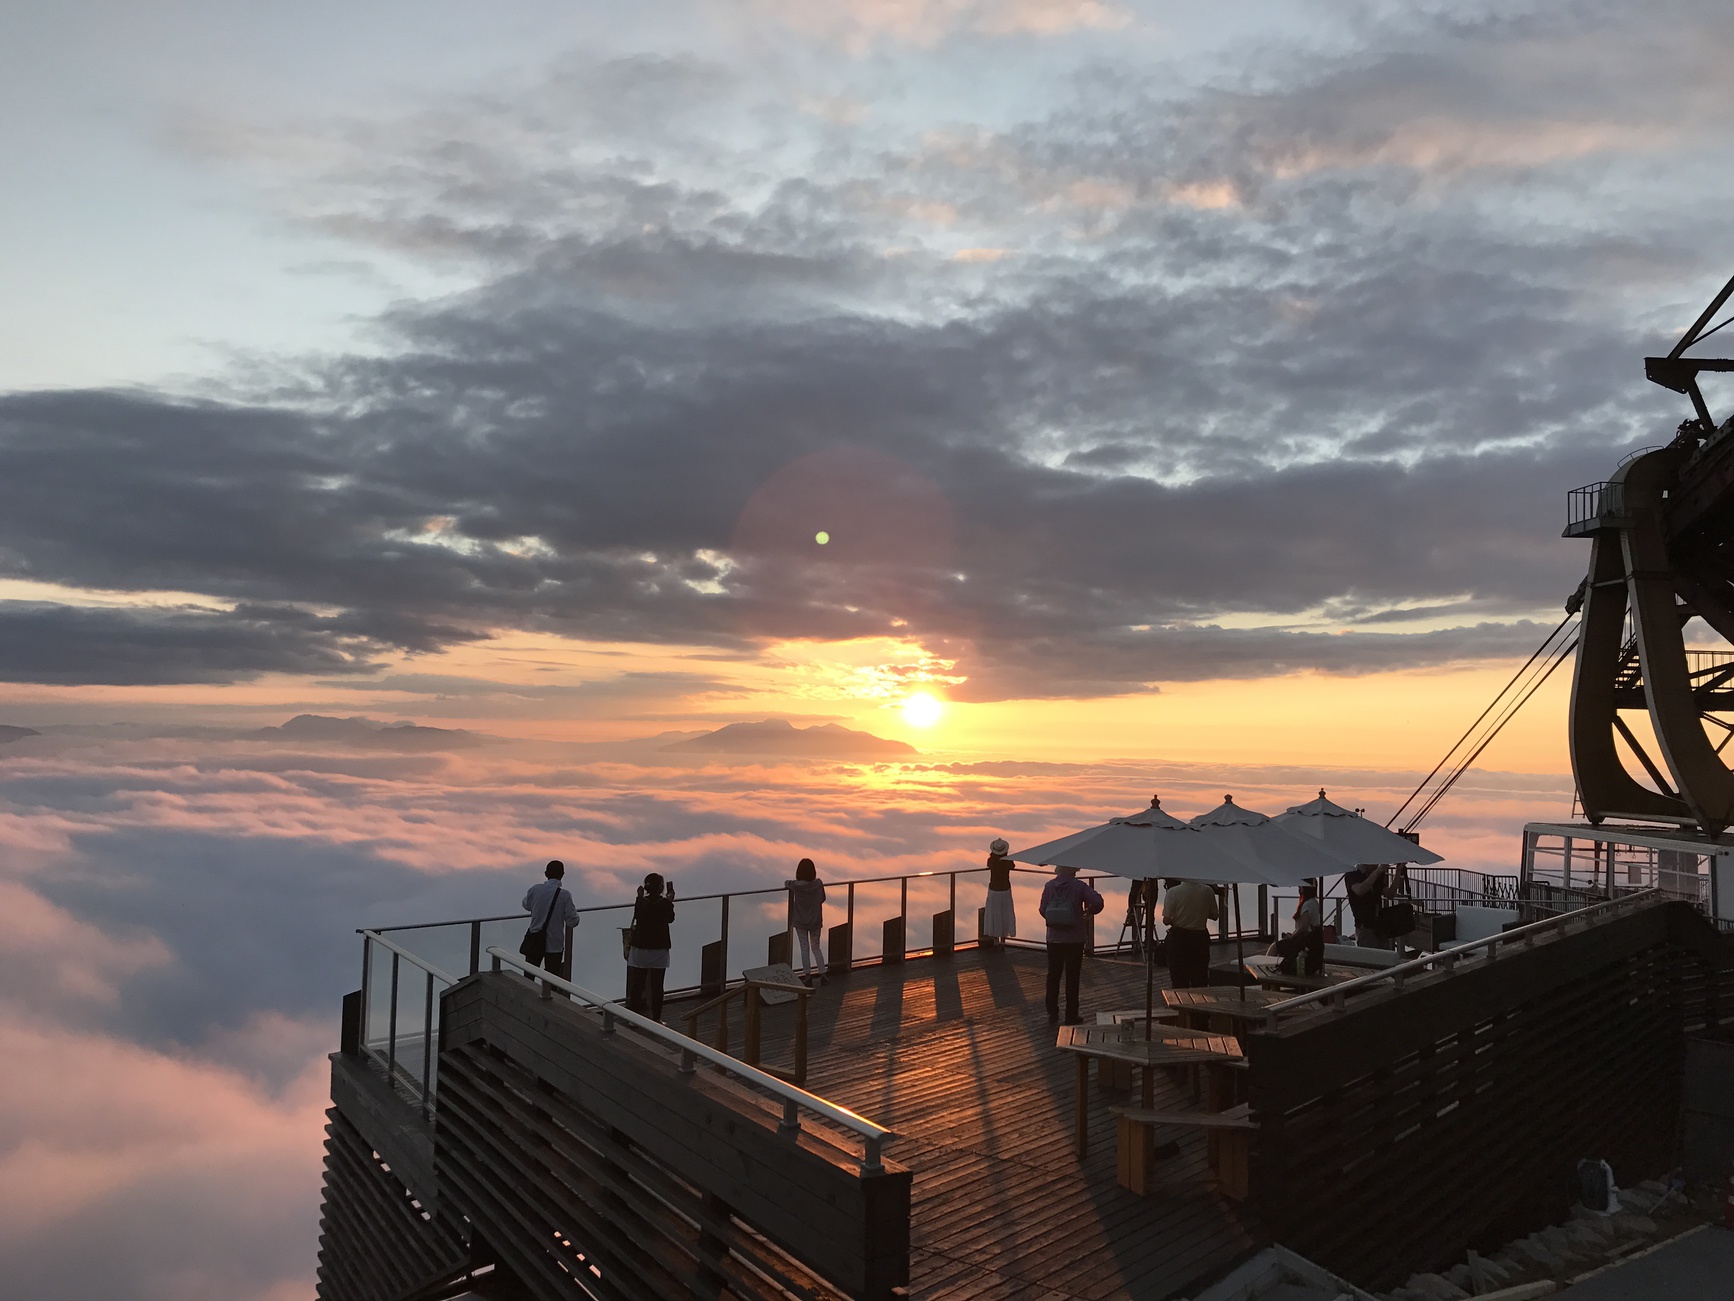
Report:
682,977,813,1084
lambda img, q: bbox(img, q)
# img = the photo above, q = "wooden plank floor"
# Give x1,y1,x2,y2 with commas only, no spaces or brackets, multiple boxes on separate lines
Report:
680,947,1265,1300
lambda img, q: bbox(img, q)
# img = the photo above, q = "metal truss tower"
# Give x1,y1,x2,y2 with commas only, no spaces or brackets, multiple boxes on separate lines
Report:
1568,272,1734,834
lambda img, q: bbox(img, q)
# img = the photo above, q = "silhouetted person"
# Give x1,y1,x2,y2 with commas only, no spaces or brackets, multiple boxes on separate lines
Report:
1162,877,1218,988
1040,864,1103,1024
785,858,828,986
520,860,579,981
983,838,1017,949
1344,863,1392,948
626,873,676,1021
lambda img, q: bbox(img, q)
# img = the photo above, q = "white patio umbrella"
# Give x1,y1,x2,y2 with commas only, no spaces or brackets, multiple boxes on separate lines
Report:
1273,790,1444,867
1012,796,1280,1030
1011,796,1283,884
1188,794,1360,882
1189,794,1359,999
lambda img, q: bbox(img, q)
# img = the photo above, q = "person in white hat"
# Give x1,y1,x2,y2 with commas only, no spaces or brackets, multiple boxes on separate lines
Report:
983,838,1017,949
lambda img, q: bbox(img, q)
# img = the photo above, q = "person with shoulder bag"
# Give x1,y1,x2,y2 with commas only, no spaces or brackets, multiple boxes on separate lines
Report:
520,860,579,982
1375,865,1416,944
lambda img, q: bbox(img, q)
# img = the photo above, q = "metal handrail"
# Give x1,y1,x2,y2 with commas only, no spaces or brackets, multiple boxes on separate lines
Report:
484,946,894,1174
364,929,460,985
1260,888,1662,1030
365,863,1046,934
358,930,461,1120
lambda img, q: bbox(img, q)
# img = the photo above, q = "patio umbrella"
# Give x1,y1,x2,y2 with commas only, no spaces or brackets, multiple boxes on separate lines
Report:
1188,794,1361,882
1012,797,1281,1037
1011,797,1283,884
1189,794,1357,1000
1273,790,1444,867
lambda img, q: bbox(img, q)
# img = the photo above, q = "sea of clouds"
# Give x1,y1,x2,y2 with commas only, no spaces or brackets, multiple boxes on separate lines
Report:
0,725,1571,1297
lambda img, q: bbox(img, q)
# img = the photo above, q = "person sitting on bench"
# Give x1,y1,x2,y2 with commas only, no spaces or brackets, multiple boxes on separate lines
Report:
1269,883,1325,976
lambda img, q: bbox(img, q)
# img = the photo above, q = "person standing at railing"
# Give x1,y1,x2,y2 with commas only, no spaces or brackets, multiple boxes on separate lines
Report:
625,873,676,1022
1343,863,1392,949
785,858,828,986
1040,864,1103,1025
1161,877,1219,988
520,860,579,981
982,838,1017,950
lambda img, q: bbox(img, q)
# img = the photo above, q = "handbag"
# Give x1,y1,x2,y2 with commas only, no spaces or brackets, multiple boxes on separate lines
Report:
1375,900,1415,937
519,885,564,962
1375,869,1415,938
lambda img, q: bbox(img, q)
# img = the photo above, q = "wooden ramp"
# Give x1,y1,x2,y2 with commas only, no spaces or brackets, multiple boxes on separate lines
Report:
686,947,1264,1300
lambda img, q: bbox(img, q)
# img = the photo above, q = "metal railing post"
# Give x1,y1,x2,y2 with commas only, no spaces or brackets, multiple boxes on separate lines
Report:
359,935,373,1055
900,877,908,958
468,921,481,977
388,951,400,1085
421,971,435,1117
719,893,730,986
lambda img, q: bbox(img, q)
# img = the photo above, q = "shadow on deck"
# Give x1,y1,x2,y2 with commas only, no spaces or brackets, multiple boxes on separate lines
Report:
679,946,1264,1300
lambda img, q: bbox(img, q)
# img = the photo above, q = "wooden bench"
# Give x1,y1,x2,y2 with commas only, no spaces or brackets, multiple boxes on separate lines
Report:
1111,1104,1257,1199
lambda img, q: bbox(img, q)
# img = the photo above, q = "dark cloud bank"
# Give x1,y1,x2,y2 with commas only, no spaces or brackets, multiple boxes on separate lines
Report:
5,0,1731,699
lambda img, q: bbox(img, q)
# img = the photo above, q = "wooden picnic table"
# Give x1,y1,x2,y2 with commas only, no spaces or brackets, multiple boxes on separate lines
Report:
1054,1023,1241,1157
1241,954,1365,992
1161,987,1287,1034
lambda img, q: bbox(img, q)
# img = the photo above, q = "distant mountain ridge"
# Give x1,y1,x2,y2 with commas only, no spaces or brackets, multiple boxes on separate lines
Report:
250,714,483,752
660,718,916,757
0,725,40,745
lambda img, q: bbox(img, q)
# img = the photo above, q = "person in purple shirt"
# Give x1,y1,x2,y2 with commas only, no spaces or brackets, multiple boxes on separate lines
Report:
1039,864,1104,1024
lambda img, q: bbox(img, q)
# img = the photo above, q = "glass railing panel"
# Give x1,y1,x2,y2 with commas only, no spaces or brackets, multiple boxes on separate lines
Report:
377,921,472,980
390,959,437,1098
902,872,950,952
567,904,635,999
1088,876,1134,950
362,936,395,1056
849,879,904,960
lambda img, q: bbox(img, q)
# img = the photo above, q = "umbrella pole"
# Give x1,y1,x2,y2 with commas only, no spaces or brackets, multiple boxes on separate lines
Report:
1144,880,1156,1041
1234,883,1245,1002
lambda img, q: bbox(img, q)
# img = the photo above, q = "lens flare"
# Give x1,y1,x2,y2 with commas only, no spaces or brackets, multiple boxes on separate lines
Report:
902,692,943,728
814,531,829,545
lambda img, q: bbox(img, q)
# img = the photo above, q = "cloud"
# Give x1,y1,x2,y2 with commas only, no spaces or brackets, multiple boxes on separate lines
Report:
0,728,1571,1294
0,1011,326,1300
747,0,1130,51
8,1,1732,706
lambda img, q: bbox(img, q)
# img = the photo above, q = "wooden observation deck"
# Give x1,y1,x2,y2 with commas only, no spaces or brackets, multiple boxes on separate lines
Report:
718,947,1261,1299
318,894,1734,1301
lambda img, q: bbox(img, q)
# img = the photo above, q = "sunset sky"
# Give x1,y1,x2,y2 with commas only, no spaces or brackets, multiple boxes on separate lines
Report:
3,0,1733,1296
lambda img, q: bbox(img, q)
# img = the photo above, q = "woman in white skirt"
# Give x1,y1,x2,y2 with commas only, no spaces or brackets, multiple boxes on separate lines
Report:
983,838,1017,949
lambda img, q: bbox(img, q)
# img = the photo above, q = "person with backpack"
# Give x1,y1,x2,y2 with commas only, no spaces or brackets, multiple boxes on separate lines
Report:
520,860,579,981
1039,864,1103,1024
785,858,828,986
625,873,676,1022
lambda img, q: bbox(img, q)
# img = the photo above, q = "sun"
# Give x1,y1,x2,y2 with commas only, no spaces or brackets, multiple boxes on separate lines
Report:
901,692,944,728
